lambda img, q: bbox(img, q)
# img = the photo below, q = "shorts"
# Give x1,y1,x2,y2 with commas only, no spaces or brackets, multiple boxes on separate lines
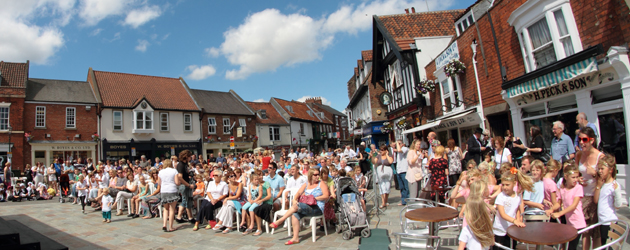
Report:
292,202,322,220
242,202,260,212
178,185,192,209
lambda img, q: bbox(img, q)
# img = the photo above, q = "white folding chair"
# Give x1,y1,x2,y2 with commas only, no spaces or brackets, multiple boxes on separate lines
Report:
577,220,629,250
271,187,298,235
292,212,327,242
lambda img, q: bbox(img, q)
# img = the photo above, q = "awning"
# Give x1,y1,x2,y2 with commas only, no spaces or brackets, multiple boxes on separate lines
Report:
506,57,598,98
401,109,477,135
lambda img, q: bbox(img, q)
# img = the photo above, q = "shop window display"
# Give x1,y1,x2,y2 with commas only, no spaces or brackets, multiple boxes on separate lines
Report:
524,111,579,152
598,110,628,164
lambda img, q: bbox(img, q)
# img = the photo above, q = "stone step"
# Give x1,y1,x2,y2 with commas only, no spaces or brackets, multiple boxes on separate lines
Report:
4,220,67,250
0,217,21,247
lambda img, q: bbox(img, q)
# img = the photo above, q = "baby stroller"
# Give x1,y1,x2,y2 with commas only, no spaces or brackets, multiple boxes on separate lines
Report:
334,177,370,240
58,173,70,203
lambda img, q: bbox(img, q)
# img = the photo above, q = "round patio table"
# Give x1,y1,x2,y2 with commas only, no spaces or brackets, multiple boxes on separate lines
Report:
507,222,577,250
405,207,459,246
422,186,452,203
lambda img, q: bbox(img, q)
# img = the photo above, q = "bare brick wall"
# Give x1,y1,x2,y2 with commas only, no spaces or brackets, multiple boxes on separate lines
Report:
0,92,26,171
201,114,257,143
572,0,630,52
369,82,389,122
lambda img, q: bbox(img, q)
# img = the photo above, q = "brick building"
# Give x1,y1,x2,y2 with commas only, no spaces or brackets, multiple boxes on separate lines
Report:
190,89,256,158
305,97,350,149
24,78,98,167
370,9,465,144
0,61,28,171
245,101,291,153
270,97,333,153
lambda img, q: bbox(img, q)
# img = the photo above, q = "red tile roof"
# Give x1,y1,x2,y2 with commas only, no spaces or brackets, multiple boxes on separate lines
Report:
306,103,334,124
361,50,373,62
378,10,464,47
358,60,364,70
92,70,199,111
0,61,28,88
273,98,330,124
245,102,288,125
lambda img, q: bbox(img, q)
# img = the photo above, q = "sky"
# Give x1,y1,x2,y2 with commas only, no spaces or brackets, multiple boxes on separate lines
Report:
0,0,472,112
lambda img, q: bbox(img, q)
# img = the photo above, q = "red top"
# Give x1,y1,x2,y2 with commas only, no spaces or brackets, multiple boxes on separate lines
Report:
262,157,272,170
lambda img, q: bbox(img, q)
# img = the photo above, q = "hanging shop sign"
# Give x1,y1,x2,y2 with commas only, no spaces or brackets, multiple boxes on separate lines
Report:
435,42,460,69
379,92,393,106
434,112,482,131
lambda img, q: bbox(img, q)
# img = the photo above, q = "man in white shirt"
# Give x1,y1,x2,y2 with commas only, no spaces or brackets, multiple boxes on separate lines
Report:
343,145,357,159
298,148,308,160
341,159,353,173
286,166,307,189
288,148,298,162
394,140,410,205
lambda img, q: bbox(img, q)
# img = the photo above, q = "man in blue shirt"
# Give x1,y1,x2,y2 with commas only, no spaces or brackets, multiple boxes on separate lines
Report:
263,162,285,211
215,152,226,164
574,113,599,151
550,121,575,162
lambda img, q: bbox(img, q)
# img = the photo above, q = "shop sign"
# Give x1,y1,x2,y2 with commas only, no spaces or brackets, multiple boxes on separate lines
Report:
237,127,243,137
379,92,393,106
51,145,94,150
157,144,198,149
517,68,616,104
436,42,459,69
434,113,481,131
372,125,383,133
353,128,362,135
131,147,137,156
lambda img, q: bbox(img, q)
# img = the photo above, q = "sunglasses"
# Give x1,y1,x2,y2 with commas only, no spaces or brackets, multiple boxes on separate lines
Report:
313,173,320,176
229,175,236,178
579,137,592,143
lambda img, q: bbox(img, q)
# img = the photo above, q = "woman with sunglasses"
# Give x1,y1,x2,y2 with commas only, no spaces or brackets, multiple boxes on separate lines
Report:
576,126,605,249
214,170,245,233
193,170,228,231
269,168,329,245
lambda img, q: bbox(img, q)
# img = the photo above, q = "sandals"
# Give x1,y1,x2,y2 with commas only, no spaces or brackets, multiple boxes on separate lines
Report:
252,230,263,236
242,228,253,235
205,225,212,230
222,228,231,234
285,240,300,245
192,226,199,231
269,222,278,229
212,225,223,231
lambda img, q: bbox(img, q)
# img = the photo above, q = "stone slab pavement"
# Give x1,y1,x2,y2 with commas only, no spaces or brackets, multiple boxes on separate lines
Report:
2,187,630,250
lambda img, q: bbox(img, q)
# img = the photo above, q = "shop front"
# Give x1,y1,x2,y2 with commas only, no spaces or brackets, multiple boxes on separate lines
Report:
204,141,254,158
361,121,389,147
103,139,201,161
402,107,483,148
502,46,630,203
29,141,97,166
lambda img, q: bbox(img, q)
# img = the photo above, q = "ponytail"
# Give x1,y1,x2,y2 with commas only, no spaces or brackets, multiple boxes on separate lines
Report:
501,167,534,192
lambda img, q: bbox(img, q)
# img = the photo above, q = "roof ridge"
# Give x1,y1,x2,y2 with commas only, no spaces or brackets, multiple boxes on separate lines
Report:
377,9,465,18
93,70,179,80
191,88,230,94
29,78,88,83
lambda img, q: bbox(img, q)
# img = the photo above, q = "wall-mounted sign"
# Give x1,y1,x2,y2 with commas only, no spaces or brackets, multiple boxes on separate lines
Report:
436,42,460,69
131,147,137,156
51,145,94,150
434,112,481,131
380,92,393,106
237,127,243,137
170,147,175,156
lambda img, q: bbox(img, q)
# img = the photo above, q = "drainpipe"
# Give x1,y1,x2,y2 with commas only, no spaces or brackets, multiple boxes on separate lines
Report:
471,41,487,130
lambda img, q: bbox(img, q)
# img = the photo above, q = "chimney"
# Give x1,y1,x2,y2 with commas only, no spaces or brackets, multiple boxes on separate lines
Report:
405,8,409,14
304,97,323,105
411,7,416,13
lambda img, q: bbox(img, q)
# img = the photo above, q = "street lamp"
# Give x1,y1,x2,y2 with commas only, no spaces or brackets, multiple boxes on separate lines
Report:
7,125,12,163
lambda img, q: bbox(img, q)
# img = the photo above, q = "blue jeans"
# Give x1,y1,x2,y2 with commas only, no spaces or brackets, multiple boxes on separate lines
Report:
397,172,409,205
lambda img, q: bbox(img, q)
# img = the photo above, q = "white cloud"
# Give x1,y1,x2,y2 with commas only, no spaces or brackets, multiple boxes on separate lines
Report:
109,32,121,42
215,0,453,80
90,28,102,36
135,39,149,52
205,47,220,58
0,0,71,64
186,65,216,80
296,96,332,106
123,5,161,28
252,99,266,102
78,0,130,26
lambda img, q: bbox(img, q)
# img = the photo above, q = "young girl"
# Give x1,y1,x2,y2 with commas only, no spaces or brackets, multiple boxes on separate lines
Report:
240,172,263,234
478,162,497,185
458,196,494,250
523,160,545,211
594,154,623,246
543,159,561,215
192,175,205,200
101,188,113,223
549,165,585,250
493,168,532,250
76,174,88,213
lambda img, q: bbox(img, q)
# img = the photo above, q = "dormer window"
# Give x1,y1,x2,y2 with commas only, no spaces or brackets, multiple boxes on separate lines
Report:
285,105,293,113
260,110,267,119
455,12,475,36
307,110,313,117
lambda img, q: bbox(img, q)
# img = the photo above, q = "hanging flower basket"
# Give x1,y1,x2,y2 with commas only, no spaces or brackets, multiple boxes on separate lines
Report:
92,133,100,142
415,79,437,94
355,119,365,127
25,133,33,142
381,122,393,134
444,59,466,77
206,135,215,143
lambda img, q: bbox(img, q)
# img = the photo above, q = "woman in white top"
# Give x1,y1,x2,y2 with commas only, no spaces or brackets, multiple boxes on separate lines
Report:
193,170,228,231
493,136,511,176
576,127,605,249
406,139,424,200
158,159,181,232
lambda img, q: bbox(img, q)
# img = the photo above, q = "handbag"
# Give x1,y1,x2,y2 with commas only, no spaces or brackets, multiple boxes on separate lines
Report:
298,194,317,206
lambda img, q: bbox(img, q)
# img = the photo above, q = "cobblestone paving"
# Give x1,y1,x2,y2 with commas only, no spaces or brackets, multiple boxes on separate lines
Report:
2,189,630,250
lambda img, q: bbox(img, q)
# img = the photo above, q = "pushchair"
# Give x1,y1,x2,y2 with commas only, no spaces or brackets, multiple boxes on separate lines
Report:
334,177,370,240
58,173,70,203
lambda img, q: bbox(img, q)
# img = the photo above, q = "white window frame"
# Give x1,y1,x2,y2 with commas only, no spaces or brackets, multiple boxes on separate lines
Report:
238,118,246,134
35,106,46,128
0,106,9,131
160,112,169,131
223,118,231,134
183,113,192,132
269,126,280,141
133,111,153,130
455,12,475,36
113,110,123,131
299,123,305,136
438,75,464,114
208,117,216,134
66,107,76,128
512,2,582,72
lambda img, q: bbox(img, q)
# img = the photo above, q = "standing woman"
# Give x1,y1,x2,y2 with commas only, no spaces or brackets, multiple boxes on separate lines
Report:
406,139,424,200
576,127,604,250
428,145,449,202
261,151,272,172
47,164,57,195
372,144,394,209
446,138,464,187
493,136,512,180
515,125,544,161
157,159,180,232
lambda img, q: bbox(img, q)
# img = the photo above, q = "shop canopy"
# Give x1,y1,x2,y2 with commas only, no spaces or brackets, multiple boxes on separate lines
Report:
402,109,477,134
